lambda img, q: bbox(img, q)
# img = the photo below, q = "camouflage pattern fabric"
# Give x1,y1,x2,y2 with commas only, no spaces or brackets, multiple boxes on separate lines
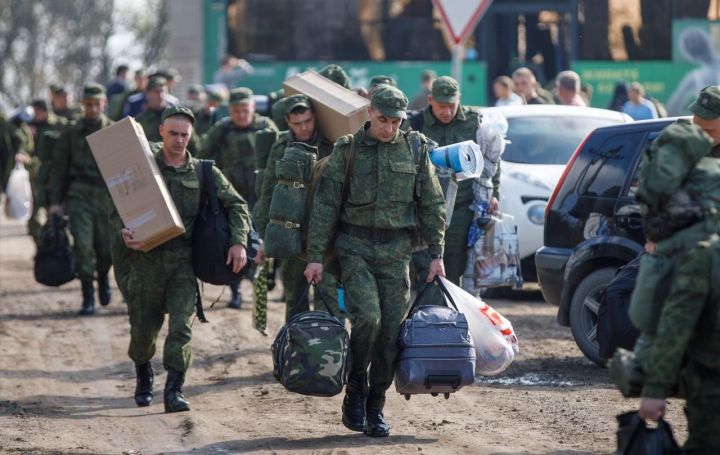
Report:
199,114,278,207
111,149,250,371
253,261,268,335
271,305,350,397
282,256,339,321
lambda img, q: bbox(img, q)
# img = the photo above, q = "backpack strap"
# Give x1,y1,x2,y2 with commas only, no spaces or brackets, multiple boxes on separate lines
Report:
340,135,355,206
192,159,218,324
406,131,424,201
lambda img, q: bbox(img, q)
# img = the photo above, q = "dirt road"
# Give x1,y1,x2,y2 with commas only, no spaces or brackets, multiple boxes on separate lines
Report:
0,215,687,455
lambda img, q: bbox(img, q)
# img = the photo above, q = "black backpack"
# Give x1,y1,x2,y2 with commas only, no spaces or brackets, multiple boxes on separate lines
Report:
34,215,76,287
597,253,642,359
192,160,258,286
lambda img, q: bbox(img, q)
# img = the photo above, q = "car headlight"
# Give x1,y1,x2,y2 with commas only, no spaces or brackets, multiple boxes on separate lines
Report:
527,203,546,225
508,171,553,190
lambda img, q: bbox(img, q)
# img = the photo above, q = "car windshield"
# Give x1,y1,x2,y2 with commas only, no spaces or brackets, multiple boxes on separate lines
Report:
503,116,623,165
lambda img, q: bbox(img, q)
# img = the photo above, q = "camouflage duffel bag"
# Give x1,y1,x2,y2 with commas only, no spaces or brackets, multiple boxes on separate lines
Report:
272,283,351,397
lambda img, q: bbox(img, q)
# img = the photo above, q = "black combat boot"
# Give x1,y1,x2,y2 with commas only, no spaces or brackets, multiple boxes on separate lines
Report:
164,369,190,413
98,274,112,306
134,363,153,407
365,389,390,437
227,280,242,309
342,374,367,432
78,280,95,316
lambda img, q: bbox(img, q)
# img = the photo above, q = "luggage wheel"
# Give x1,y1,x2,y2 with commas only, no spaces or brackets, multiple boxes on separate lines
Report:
404,394,410,401
443,393,450,400
431,392,438,397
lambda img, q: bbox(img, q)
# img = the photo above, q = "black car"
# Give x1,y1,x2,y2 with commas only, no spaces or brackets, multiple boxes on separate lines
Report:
536,118,679,365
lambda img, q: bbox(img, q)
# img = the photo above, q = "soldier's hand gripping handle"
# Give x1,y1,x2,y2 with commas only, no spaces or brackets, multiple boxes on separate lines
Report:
226,244,248,273
427,258,446,283
304,262,324,284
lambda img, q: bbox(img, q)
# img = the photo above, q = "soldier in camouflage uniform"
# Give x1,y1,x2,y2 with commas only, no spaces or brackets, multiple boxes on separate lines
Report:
49,84,82,122
48,83,114,316
28,99,67,244
319,64,351,89
136,77,202,155
200,87,278,309
113,106,250,413
192,89,224,136
632,87,720,453
254,94,339,319
410,76,501,290
304,85,446,437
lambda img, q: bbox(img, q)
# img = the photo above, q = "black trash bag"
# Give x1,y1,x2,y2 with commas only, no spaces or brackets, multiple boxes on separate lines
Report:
598,253,642,359
34,215,76,287
616,411,681,455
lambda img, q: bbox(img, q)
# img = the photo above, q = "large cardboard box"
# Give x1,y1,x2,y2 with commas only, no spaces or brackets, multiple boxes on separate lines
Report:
86,117,185,252
283,70,370,142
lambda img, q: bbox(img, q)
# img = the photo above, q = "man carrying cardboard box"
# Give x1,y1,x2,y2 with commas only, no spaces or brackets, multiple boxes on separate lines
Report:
49,83,114,316
114,106,250,413
200,87,278,309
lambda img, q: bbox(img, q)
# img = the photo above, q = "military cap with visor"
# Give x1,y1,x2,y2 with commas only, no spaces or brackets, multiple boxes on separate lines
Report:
50,84,67,95
229,87,254,104
147,76,167,90
318,64,351,89
369,75,397,89
82,83,106,100
689,85,720,120
432,76,460,103
160,105,196,124
284,94,312,116
371,84,408,119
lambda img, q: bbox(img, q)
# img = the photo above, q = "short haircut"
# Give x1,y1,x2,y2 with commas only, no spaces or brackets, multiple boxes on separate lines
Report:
116,64,129,76
494,75,514,89
628,81,645,95
556,70,580,92
512,67,536,81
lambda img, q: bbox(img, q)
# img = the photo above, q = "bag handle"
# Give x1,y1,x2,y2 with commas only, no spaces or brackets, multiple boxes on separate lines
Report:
291,281,338,319
406,276,459,318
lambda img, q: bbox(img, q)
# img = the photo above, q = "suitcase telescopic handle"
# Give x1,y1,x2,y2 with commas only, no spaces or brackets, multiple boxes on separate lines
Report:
407,276,460,318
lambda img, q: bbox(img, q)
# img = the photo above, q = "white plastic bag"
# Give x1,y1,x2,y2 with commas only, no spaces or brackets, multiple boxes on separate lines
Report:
439,277,519,376
5,162,32,221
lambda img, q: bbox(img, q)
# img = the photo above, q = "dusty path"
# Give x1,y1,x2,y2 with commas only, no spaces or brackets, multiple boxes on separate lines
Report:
0,214,687,455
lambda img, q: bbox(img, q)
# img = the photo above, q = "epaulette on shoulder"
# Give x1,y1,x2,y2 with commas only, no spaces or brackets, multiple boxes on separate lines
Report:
335,134,353,147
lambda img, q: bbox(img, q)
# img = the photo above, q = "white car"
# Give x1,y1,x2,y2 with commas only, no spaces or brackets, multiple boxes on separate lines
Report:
482,105,633,282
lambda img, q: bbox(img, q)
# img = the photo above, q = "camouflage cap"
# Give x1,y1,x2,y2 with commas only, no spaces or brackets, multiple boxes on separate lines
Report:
284,94,311,116
187,84,205,95
147,76,167,90
689,85,720,120
50,84,67,95
432,76,460,103
319,64,351,89
371,84,408,119
229,87,253,104
160,105,195,124
369,75,397,89
82,83,106,100
208,90,225,103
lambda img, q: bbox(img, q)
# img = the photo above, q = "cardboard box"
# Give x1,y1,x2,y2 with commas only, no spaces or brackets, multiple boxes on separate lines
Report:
86,117,185,252
283,70,370,142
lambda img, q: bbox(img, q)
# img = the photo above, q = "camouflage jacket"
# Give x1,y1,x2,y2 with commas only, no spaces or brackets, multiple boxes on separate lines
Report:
199,114,278,200
49,115,114,205
110,149,251,249
643,236,720,398
306,123,446,263
420,104,501,202
135,107,203,155
254,130,334,238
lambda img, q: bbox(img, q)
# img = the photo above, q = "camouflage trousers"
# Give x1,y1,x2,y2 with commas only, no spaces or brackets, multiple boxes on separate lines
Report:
27,160,44,245
681,361,720,454
66,183,112,283
283,257,339,320
411,202,472,290
126,246,196,372
335,231,411,392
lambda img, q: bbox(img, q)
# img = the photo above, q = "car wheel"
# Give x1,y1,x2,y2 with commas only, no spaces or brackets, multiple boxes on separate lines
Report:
569,267,617,366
